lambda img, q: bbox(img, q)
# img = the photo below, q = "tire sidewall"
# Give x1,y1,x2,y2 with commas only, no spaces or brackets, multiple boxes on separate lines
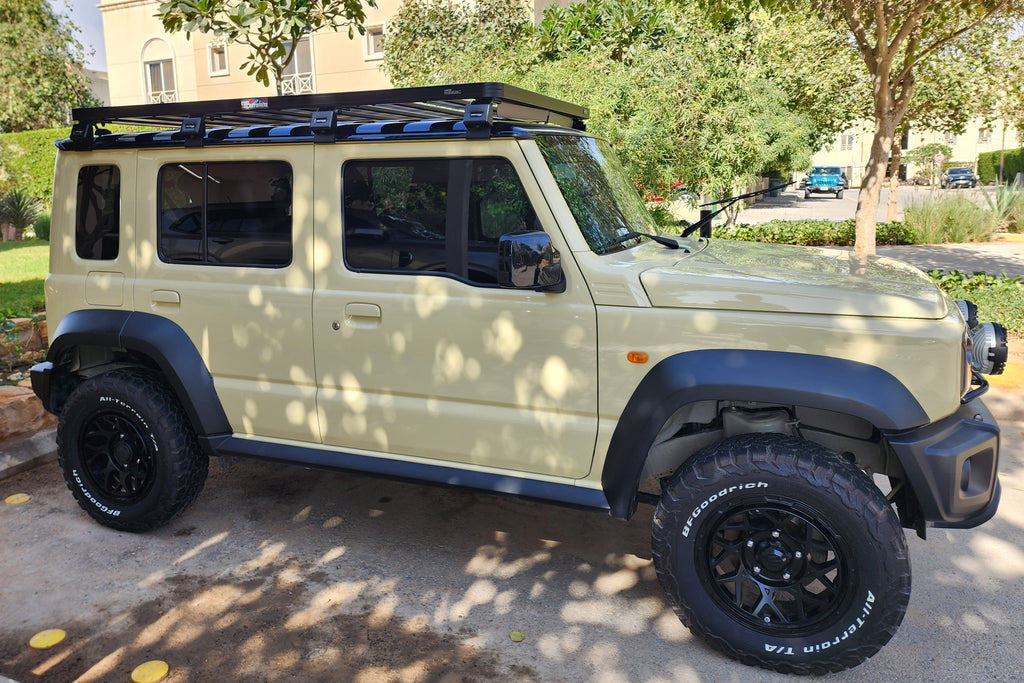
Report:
656,463,904,669
59,375,176,526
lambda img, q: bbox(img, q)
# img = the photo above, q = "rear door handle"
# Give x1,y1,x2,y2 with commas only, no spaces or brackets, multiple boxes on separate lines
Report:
342,303,382,330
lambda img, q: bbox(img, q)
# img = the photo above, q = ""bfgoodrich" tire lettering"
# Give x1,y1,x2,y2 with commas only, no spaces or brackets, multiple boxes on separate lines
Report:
682,481,768,537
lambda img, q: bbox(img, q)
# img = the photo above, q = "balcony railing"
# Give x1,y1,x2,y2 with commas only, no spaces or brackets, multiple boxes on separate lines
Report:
149,90,178,104
280,73,314,95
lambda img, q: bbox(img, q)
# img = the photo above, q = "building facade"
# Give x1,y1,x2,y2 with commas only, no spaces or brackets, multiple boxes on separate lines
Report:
99,0,560,106
812,118,1023,186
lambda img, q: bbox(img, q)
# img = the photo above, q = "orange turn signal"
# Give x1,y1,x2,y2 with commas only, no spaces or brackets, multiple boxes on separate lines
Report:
627,351,649,364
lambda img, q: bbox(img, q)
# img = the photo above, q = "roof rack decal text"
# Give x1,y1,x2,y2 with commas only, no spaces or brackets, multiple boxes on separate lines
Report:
241,98,269,110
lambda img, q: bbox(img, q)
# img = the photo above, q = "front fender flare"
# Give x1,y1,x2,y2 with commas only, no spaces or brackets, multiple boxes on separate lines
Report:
601,349,929,519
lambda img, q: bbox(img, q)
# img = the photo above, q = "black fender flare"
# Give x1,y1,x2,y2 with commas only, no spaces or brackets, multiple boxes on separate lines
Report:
39,310,231,447
601,349,929,519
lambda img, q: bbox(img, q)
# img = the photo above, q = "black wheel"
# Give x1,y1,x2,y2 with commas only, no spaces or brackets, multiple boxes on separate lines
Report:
57,368,208,532
836,189,844,199
652,434,910,674
803,190,811,199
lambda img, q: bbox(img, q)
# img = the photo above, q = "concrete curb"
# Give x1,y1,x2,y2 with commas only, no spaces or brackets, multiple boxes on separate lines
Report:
0,426,57,481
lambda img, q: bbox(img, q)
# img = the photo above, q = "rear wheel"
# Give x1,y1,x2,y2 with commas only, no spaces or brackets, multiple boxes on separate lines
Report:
652,434,910,674
836,189,844,199
57,368,208,532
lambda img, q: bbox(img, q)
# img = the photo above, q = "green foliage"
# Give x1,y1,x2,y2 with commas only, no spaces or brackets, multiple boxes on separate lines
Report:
0,188,42,240
0,240,47,316
157,0,377,93
715,219,915,246
0,0,99,133
382,0,532,86
928,269,1024,334
978,147,1024,185
0,126,64,201
383,0,815,197
32,212,50,241
904,197,999,244
904,142,953,185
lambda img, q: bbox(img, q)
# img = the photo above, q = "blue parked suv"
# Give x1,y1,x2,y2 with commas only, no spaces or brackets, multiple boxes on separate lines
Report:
803,166,845,199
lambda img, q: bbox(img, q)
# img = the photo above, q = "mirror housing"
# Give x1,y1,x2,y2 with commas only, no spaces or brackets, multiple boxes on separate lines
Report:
498,231,566,293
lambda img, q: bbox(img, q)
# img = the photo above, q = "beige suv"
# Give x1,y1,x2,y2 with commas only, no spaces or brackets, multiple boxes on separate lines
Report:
33,83,1008,674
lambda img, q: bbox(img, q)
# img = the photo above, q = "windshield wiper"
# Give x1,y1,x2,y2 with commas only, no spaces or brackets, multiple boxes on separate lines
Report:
597,230,683,253
681,182,792,238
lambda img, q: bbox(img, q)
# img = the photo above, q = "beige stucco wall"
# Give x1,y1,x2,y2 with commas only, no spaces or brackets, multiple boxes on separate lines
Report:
812,118,1023,186
99,0,565,106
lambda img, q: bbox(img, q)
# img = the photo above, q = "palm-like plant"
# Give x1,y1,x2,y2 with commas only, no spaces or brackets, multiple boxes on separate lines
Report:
0,189,42,241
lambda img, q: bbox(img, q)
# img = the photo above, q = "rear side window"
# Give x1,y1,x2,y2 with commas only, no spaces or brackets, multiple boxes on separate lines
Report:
76,165,120,260
158,161,293,267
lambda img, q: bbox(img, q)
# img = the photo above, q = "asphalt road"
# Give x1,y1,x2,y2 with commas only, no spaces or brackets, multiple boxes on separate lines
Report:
1,366,1022,682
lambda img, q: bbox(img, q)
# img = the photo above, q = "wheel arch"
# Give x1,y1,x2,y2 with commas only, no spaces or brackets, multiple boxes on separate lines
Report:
35,310,231,450
601,349,929,519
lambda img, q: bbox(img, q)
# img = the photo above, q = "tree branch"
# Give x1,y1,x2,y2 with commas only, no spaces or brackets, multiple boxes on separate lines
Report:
887,0,932,54
839,0,876,73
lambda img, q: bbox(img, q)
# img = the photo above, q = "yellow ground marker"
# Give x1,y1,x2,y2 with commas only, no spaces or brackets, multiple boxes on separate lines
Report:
509,631,525,642
131,660,169,683
29,629,66,649
5,493,31,505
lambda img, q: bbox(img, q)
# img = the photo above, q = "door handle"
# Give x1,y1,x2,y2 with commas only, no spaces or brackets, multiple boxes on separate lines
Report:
151,289,180,312
345,303,381,319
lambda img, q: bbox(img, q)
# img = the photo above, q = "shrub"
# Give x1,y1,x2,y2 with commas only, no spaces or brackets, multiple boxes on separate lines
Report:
903,197,998,244
715,218,915,246
977,147,1024,185
928,270,1024,334
33,212,51,241
0,127,65,203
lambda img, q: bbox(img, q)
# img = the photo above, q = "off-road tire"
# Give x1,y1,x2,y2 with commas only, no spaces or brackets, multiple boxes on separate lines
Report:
57,368,208,532
836,189,844,199
803,189,811,199
652,433,910,675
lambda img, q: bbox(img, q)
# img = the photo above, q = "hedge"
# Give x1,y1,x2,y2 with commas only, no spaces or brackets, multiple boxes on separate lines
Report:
978,146,1024,185
0,126,68,204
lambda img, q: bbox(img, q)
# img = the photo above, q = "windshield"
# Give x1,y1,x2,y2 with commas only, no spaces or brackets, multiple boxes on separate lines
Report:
536,135,659,254
811,167,841,176
948,167,970,173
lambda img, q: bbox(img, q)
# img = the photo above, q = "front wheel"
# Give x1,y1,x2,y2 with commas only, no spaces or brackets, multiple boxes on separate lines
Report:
652,434,910,674
57,368,208,532
803,189,811,199
836,189,844,199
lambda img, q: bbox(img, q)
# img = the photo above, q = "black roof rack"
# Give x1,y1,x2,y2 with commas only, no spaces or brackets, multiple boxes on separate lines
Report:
66,82,588,150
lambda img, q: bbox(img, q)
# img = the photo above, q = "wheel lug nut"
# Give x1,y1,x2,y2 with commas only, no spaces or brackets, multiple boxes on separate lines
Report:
764,616,771,623
753,566,761,574
772,530,780,538
783,572,791,580
795,551,803,559
746,540,754,548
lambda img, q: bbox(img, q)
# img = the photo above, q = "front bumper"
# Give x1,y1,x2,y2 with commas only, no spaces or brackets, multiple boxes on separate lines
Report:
885,398,1000,528
807,185,840,193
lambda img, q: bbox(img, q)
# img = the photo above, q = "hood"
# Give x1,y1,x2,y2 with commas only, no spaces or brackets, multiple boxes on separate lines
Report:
639,240,947,319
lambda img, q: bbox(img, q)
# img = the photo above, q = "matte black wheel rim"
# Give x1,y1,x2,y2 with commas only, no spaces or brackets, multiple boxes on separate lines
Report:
699,503,851,635
80,411,155,503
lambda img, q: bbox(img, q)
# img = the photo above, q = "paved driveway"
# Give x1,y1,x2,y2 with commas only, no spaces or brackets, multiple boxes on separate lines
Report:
1,369,1022,682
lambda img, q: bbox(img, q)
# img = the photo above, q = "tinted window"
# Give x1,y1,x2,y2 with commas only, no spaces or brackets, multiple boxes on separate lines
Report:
158,161,292,267
343,158,537,285
76,165,120,260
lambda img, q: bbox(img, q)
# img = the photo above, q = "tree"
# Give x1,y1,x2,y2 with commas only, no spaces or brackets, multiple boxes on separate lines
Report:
157,0,377,95
384,0,816,202
903,142,951,186
0,0,98,133
701,0,1024,254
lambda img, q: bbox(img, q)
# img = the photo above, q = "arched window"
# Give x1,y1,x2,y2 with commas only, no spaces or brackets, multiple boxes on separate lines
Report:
141,38,177,103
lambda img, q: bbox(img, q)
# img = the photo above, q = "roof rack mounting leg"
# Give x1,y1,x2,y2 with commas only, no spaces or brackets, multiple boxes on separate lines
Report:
181,116,206,148
464,102,494,139
69,121,94,150
311,110,337,144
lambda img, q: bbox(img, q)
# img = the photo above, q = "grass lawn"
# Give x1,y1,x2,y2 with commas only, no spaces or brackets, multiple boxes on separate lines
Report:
0,240,48,317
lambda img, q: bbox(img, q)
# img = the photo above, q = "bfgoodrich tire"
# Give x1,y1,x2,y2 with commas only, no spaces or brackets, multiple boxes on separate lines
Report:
57,368,208,532
652,434,910,674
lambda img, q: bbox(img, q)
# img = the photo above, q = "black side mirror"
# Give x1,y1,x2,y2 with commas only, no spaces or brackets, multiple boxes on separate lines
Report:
498,231,566,293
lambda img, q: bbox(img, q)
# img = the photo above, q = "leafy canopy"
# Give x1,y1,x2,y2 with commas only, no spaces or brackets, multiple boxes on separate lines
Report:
0,0,98,133
157,0,377,93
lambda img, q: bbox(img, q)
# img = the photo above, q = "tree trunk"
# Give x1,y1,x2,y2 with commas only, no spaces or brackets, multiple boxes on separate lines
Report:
854,113,899,254
885,130,903,224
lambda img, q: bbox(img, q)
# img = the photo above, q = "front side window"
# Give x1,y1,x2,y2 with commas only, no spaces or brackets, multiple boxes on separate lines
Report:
158,161,292,267
76,165,120,260
343,157,539,285
536,135,657,254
